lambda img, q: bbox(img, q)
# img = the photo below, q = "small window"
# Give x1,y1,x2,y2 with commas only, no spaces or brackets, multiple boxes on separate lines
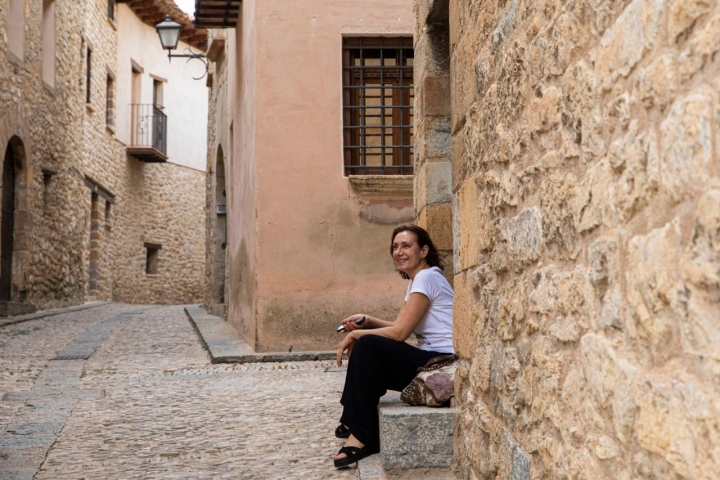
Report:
104,201,113,228
106,74,115,127
144,242,161,274
8,0,24,59
153,79,163,107
342,37,414,176
41,167,58,211
107,0,116,20
85,47,92,104
42,1,55,87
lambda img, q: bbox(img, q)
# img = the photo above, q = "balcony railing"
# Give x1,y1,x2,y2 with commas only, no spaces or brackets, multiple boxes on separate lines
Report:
127,104,168,163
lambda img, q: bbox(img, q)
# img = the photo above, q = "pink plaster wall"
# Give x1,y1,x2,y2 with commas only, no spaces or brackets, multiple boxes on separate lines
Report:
228,0,415,351
226,1,258,345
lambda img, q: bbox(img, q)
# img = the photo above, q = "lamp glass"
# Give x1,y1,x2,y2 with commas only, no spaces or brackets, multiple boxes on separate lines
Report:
155,15,182,51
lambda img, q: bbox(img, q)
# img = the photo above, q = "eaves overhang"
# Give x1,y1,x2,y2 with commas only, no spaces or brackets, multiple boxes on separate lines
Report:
117,0,208,50
193,0,241,28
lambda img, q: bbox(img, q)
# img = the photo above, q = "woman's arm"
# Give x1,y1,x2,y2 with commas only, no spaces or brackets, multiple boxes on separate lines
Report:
336,293,430,365
338,314,394,331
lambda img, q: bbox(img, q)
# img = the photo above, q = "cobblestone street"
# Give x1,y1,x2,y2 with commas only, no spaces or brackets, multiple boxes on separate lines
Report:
0,304,357,479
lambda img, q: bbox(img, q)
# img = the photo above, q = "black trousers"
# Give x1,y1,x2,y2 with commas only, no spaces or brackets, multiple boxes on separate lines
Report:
339,335,448,452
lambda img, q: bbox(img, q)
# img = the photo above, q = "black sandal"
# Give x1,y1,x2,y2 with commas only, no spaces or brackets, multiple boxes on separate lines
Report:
333,445,378,468
334,424,350,439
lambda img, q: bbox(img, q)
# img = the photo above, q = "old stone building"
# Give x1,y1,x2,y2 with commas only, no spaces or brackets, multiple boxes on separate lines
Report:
199,0,420,351
414,0,720,478
0,0,208,311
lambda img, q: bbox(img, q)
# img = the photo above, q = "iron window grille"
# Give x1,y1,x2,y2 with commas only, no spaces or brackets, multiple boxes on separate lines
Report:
342,37,414,176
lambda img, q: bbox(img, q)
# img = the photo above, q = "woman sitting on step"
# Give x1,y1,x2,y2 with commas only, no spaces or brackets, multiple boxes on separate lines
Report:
332,224,454,469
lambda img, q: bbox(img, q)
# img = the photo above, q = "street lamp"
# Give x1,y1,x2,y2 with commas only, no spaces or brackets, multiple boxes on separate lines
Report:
155,15,209,80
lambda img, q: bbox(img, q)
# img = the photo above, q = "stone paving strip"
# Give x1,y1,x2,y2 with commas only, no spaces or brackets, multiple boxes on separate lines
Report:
185,304,338,364
1,303,362,479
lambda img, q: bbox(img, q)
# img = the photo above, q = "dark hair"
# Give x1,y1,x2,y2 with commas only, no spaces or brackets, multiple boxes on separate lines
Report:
390,225,444,279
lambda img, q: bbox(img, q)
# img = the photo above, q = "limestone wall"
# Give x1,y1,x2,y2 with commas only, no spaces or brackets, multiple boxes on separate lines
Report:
0,0,206,309
414,0,720,478
0,0,89,308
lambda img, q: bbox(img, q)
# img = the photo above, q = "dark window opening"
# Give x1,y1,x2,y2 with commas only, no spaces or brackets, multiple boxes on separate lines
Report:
41,166,57,211
107,0,116,20
342,37,414,176
145,242,161,274
106,74,115,127
85,47,92,104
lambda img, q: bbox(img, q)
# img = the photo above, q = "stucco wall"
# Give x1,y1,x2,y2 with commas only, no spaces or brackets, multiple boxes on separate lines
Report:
416,0,720,477
116,4,208,171
220,0,417,351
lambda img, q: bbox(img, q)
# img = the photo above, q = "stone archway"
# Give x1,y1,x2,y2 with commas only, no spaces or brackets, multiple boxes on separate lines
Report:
1,141,17,301
0,135,34,314
214,145,227,306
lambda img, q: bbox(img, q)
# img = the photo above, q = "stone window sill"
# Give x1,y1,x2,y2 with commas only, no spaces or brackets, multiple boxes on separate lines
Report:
145,274,160,278
348,175,414,200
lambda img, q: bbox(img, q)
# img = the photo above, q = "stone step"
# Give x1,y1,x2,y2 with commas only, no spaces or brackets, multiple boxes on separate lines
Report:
0,301,37,317
377,392,456,471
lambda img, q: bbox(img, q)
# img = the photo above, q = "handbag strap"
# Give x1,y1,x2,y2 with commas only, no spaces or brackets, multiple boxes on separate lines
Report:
418,353,458,372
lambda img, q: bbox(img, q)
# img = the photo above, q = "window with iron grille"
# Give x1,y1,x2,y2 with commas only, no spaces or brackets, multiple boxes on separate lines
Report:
342,37,414,176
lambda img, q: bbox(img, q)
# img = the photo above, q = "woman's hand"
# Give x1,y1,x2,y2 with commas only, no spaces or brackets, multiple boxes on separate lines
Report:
338,314,367,333
336,332,358,367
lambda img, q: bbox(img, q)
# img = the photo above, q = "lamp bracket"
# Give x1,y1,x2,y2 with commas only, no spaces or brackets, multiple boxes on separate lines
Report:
166,48,210,80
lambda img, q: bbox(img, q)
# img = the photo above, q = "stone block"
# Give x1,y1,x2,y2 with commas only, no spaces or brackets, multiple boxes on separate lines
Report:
458,178,479,270
418,203,453,251
579,334,638,444
669,0,713,40
378,395,455,469
424,117,452,160
681,189,720,360
660,90,713,203
451,131,467,194
594,0,665,90
635,375,720,478
637,54,677,110
423,74,451,117
502,207,543,269
626,218,683,360
453,271,475,358
678,11,720,82
450,34,478,132
511,446,531,480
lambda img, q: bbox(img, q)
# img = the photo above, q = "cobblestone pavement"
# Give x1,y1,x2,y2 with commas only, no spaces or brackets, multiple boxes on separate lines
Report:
0,304,357,479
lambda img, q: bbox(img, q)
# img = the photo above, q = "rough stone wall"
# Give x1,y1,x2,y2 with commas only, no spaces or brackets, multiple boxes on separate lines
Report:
414,0,720,478
204,30,229,318
110,162,206,305
414,0,455,283
0,0,89,309
0,0,206,309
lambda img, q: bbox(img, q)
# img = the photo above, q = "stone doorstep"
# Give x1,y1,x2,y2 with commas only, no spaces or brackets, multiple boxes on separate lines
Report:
378,392,456,471
184,305,337,364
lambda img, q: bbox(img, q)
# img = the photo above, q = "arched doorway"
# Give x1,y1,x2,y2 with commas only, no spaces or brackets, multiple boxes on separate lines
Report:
215,146,227,305
1,140,18,301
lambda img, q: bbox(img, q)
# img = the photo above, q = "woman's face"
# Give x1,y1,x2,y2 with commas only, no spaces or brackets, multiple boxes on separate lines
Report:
392,230,428,275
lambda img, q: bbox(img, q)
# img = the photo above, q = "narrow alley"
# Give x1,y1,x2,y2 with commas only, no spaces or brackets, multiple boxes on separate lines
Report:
0,303,356,479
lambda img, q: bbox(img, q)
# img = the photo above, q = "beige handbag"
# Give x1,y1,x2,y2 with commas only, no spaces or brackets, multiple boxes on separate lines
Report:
400,354,457,407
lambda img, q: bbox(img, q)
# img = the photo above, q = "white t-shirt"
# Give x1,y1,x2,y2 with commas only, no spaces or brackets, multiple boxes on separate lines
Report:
404,266,454,353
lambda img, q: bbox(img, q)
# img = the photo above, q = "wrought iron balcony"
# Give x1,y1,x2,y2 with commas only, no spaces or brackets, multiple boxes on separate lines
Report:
127,104,168,163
